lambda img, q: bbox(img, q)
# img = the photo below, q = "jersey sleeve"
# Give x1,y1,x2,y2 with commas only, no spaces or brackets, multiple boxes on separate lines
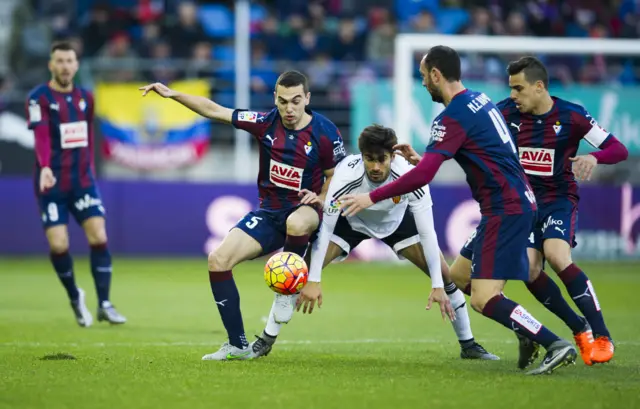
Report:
26,94,49,130
26,93,52,167
308,168,350,282
573,106,611,148
425,115,466,158
231,109,270,139
408,186,443,288
393,158,433,205
318,126,347,171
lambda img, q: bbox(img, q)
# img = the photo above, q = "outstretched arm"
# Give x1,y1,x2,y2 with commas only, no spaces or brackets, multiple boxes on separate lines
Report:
339,153,445,217
139,82,233,124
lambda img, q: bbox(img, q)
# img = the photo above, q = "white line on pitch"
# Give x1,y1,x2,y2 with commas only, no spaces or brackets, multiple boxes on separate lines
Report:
0,339,637,347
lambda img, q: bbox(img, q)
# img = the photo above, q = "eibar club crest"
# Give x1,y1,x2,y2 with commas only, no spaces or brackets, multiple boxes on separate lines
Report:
553,121,562,135
304,141,313,155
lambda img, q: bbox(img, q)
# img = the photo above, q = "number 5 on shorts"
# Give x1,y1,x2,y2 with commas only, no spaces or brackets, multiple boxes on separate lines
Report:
245,216,263,229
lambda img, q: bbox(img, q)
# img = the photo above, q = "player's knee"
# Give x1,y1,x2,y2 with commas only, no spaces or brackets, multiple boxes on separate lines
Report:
543,240,572,273
545,250,572,273
528,260,542,282
469,294,487,314
86,229,108,246
208,250,234,271
48,237,69,254
286,213,315,236
546,256,572,274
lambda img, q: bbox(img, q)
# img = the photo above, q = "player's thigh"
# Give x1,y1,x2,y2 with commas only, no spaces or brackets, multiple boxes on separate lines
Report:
527,247,544,282
322,242,346,268
69,185,106,231
449,253,472,290
45,225,70,253
37,192,69,230
208,227,264,271
398,244,451,283
327,215,368,264
81,216,107,245
539,206,577,273
470,278,506,313
286,205,320,236
470,213,534,282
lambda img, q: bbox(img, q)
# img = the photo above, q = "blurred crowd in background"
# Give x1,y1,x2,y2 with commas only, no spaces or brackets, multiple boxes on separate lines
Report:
0,0,638,180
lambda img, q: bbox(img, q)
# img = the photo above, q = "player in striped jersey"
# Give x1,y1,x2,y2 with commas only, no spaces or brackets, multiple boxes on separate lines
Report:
140,71,346,361
249,125,498,361
453,57,627,367
27,42,126,327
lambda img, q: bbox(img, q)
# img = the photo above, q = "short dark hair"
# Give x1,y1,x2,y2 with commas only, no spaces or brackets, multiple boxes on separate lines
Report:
50,41,77,56
275,70,309,94
424,45,461,82
507,56,549,89
358,124,398,157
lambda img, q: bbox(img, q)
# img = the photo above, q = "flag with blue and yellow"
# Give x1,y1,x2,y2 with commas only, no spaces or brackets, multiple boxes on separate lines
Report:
95,80,211,170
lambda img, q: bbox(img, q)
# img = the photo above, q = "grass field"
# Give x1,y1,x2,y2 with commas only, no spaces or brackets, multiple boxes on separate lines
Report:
1,257,639,409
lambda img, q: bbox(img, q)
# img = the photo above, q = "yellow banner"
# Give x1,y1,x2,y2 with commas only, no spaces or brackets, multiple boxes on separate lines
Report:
95,80,210,128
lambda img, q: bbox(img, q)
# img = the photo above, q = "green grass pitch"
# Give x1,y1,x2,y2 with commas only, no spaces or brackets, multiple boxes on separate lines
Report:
1,257,639,409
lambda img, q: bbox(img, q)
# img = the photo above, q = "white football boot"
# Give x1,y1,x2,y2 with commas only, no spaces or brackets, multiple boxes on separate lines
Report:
97,300,127,324
202,343,252,361
70,288,93,327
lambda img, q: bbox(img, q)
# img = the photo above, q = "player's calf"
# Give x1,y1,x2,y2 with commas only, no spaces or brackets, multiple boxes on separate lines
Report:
472,280,576,373
205,229,262,354
284,206,319,258
544,240,612,349
83,217,125,323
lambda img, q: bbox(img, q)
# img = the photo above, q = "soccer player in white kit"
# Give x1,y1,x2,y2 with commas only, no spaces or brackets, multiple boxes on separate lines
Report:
248,125,499,360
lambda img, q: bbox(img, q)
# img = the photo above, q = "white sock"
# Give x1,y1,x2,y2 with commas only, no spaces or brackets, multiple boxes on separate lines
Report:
446,284,474,342
265,300,283,337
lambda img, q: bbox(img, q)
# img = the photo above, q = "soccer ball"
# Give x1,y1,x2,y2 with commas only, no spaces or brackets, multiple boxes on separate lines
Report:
264,251,308,295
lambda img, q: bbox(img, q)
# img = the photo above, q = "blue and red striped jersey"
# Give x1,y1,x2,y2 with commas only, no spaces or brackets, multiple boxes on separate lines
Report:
232,108,346,210
426,89,536,216
26,83,95,193
498,97,612,206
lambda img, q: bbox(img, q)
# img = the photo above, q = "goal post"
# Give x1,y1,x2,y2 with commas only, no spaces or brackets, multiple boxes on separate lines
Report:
393,34,640,145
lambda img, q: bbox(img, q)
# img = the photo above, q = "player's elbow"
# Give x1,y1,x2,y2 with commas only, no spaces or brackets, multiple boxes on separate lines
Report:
620,143,629,162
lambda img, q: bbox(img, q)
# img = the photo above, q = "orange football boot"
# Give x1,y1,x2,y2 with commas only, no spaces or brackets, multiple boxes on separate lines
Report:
573,330,594,366
591,336,614,364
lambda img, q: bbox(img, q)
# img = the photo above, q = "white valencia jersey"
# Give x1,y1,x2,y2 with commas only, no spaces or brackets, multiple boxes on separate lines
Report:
309,154,443,288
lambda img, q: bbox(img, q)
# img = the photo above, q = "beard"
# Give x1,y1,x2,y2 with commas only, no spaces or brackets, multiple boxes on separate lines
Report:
427,83,444,104
53,74,71,87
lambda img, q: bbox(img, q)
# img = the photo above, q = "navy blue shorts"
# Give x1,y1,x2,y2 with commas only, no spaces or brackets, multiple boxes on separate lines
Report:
528,201,578,252
233,205,320,257
463,211,536,281
37,185,105,229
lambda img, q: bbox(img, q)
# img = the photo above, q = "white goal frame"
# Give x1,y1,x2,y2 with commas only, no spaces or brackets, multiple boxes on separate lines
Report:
393,34,640,144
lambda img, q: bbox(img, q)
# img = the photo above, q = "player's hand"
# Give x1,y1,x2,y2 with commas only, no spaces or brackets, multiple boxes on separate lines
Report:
393,143,422,166
139,82,178,98
39,167,57,192
298,189,322,208
339,193,374,217
569,154,598,181
426,287,455,322
296,282,322,314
